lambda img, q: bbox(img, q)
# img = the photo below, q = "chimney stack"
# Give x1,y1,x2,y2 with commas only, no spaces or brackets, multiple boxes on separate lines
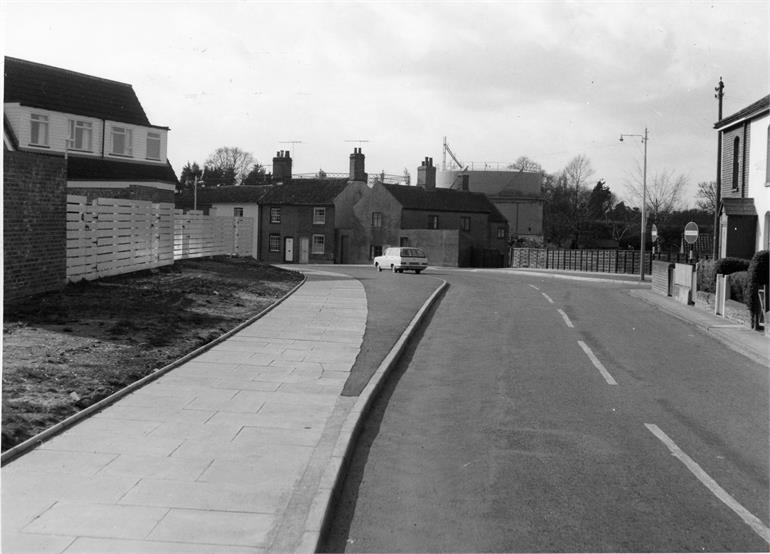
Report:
272,150,292,183
460,174,470,191
417,156,436,190
349,147,367,182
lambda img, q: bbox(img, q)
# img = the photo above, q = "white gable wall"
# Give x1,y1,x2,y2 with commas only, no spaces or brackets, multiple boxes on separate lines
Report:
748,112,770,251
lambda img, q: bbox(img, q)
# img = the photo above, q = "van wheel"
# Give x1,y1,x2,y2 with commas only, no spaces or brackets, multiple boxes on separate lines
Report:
415,269,422,274
391,265,397,273
376,264,382,272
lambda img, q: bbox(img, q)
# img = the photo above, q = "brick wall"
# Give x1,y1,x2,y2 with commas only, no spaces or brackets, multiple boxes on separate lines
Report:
4,151,67,303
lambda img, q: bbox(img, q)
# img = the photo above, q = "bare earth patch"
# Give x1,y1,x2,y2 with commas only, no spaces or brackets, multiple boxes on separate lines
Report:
2,256,303,452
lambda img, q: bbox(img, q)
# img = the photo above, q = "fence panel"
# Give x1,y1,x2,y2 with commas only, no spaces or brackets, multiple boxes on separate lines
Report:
511,248,652,275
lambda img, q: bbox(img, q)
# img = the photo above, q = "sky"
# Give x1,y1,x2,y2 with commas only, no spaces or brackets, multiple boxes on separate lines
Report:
3,0,769,206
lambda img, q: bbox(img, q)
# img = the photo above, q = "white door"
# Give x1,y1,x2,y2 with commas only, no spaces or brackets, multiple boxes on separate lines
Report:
284,237,294,262
299,237,310,264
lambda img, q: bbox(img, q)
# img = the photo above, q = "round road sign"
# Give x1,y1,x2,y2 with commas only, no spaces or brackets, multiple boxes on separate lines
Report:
651,224,658,241
684,221,699,245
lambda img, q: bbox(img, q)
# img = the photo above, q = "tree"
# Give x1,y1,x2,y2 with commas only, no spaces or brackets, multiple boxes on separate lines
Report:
205,146,255,187
241,163,268,186
178,161,204,194
696,180,718,215
587,179,614,221
561,155,595,246
625,165,687,224
507,156,543,173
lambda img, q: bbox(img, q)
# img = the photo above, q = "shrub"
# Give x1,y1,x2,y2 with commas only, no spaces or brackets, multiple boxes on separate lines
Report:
746,250,769,328
697,259,717,292
728,271,749,303
714,257,751,276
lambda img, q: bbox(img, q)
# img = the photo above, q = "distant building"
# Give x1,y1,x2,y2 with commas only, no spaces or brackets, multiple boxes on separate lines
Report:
714,93,769,258
437,168,543,243
4,56,178,203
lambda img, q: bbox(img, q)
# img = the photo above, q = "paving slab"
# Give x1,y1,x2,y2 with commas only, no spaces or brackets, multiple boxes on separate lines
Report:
1,269,367,553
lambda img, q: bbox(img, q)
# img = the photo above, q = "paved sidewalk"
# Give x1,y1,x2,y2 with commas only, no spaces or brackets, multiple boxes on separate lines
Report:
629,288,769,367
2,269,367,554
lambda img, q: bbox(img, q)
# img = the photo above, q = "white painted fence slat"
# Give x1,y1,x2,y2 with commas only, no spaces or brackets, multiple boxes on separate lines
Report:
66,196,254,282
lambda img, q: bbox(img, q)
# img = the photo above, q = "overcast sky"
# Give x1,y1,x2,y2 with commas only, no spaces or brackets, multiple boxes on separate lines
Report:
3,1,768,205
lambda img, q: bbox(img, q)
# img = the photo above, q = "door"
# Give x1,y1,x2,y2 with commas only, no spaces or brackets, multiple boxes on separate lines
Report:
299,237,309,264
284,237,294,262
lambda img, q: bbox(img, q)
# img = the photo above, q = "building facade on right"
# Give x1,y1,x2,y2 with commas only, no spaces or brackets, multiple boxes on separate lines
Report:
714,94,769,258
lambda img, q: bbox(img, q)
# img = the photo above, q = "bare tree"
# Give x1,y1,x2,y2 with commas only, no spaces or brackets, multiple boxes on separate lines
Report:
625,164,687,224
562,154,594,192
696,180,718,215
507,156,543,173
205,146,255,186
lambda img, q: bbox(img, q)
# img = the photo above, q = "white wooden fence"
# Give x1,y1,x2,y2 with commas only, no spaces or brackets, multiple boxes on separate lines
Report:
66,196,254,282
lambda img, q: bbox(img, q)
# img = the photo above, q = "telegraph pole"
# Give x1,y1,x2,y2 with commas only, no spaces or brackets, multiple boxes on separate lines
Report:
713,77,724,258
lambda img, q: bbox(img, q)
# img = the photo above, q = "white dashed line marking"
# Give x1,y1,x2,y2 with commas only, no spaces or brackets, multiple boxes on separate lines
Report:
557,309,574,328
577,340,617,385
541,293,554,304
645,423,770,545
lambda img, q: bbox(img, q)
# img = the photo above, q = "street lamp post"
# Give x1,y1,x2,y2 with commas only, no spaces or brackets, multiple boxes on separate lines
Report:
619,128,649,282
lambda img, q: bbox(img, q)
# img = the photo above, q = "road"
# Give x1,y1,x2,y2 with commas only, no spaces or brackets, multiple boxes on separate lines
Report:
322,268,770,552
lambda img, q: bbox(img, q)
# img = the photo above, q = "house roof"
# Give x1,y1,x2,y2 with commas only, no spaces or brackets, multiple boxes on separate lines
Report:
715,94,770,130
4,56,157,127
176,185,272,210
383,183,504,218
259,180,350,205
67,156,178,184
721,197,757,216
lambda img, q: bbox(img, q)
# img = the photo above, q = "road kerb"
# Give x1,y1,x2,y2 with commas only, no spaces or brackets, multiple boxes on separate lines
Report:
300,279,449,553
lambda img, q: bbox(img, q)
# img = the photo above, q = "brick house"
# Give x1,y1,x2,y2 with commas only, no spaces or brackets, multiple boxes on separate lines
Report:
352,157,509,267
4,56,177,203
714,94,769,258
259,179,368,264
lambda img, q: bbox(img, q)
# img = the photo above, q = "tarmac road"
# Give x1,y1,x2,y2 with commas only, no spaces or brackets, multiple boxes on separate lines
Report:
322,268,770,553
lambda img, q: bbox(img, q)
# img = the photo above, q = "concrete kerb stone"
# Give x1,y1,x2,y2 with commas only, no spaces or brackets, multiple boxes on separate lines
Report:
298,279,449,553
0,274,308,467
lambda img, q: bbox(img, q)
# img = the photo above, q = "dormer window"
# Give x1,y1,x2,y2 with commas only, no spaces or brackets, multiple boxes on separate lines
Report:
111,126,133,156
30,113,49,147
146,132,161,160
68,120,93,151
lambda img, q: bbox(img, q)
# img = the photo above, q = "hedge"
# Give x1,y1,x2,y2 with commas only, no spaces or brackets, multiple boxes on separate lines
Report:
698,257,750,293
746,250,769,329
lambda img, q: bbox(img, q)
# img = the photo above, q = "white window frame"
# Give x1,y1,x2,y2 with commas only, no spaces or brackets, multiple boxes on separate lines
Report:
30,113,49,147
313,207,326,225
68,119,93,151
270,207,281,223
233,207,244,217
497,226,507,239
428,215,439,229
372,212,382,228
111,126,133,156
269,234,281,252
311,234,325,254
146,131,161,160
460,216,471,232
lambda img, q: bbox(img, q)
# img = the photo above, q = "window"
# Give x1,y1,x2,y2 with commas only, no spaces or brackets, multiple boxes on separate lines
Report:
111,126,133,156
269,234,281,252
30,114,49,146
428,215,439,229
313,207,326,224
497,226,507,240
372,212,382,228
146,132,161,160
370,245,383,259
460,216,471,232
270,207,281,223
233,207,243,217
68,119,92,151
400,237,409,247
312,234,325,254
732,136,740,191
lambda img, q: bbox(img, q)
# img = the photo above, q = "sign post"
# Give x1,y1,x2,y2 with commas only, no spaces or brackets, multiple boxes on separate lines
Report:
684,222,699,262
651,224,658,257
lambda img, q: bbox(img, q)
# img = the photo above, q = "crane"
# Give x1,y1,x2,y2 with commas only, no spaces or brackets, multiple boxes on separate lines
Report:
442,136,468,171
